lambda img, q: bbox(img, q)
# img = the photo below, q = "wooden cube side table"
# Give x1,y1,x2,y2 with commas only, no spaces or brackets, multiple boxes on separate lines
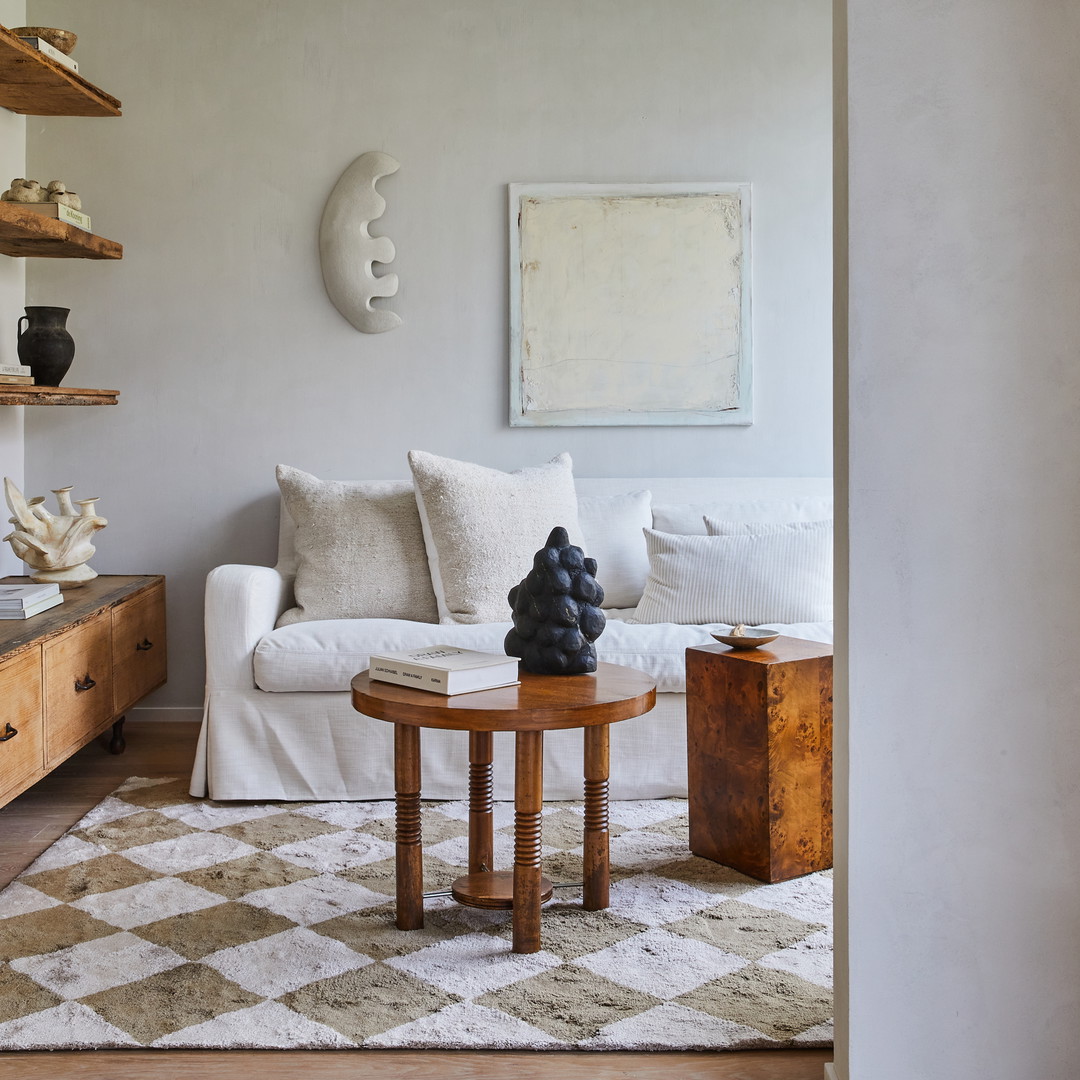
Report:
685,636,833,883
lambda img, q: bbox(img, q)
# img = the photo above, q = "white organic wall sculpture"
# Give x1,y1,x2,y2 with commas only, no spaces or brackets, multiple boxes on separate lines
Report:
3,477,107,588
319,151,402,333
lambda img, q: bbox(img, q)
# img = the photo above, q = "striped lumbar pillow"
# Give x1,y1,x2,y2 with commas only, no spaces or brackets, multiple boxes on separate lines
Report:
630,519,832,625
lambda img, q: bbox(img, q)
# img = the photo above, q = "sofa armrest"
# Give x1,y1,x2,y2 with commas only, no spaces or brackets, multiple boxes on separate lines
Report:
205,564,292,691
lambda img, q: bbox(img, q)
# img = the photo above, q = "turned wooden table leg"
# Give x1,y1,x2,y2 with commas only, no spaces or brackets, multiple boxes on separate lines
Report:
468,730,494,874
583,723,610,911
513,729,544,954
394,722,424,930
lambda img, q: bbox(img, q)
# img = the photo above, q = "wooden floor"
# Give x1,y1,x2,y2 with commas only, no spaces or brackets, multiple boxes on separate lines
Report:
0,721,831,1080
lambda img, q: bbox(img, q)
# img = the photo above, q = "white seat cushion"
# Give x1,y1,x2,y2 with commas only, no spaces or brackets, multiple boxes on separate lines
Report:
254,614,833,695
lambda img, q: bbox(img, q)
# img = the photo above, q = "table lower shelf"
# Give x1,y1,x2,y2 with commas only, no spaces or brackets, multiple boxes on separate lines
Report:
451,870,554,910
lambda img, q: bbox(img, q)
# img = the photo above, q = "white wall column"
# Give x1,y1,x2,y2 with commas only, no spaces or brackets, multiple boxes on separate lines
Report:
843,2,1080,1077
0,0,25,575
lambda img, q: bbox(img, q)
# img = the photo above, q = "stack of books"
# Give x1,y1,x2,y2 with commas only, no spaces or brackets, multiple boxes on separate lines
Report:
17,202,92,233
0,365,34,386
0,583,63,620
369,645,520,695
17,36,79,74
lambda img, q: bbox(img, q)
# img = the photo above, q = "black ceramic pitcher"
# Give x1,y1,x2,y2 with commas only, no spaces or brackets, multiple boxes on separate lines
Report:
17,306,75,386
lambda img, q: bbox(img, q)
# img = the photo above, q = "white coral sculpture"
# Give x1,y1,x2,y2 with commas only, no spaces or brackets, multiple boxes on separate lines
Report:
3,477,107,588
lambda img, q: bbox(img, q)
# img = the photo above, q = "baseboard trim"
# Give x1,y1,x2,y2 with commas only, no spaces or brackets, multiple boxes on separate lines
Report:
123,707,202,724
825,1064,839,1080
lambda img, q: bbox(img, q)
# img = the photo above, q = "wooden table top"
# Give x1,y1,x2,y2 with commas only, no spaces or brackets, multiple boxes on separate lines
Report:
351,661,656,732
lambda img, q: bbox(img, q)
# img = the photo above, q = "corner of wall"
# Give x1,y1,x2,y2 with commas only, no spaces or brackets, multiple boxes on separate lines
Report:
0,2,27,576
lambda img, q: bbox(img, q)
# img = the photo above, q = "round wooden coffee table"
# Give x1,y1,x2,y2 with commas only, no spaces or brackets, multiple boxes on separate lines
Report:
351,662,656,953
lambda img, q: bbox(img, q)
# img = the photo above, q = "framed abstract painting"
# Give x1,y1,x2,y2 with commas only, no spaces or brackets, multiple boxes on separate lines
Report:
509,181,752,427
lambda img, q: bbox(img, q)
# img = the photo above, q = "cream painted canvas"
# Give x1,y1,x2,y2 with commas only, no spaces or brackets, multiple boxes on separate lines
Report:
509,182,751,426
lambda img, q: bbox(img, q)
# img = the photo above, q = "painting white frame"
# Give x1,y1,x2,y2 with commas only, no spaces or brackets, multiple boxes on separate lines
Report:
509,181,752,427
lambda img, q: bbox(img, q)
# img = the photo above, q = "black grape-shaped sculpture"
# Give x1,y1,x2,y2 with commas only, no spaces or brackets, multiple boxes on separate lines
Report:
504,526,606,675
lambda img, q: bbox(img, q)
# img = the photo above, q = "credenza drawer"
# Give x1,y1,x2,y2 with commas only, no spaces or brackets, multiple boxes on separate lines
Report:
0,649,44,802
45,617,114,765
112,582,167,715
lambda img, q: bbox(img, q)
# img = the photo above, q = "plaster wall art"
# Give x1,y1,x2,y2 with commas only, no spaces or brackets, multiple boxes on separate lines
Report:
509,182,751,426
320,151,401,333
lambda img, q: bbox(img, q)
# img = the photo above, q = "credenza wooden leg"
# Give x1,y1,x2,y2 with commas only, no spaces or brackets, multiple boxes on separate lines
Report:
513,728,544,954
394,722,423,930
468,729,494,874
583,722,610,911
109,716,126,754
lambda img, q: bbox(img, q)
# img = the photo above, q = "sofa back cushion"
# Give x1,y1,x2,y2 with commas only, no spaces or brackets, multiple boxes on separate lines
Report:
408,450,583,625
631,519,833,625
576,490,652,609
651,496,834,535
275,465,438,626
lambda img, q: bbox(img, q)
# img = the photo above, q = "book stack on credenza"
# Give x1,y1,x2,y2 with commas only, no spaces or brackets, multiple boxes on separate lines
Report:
0,365,33,386
0,582,63,620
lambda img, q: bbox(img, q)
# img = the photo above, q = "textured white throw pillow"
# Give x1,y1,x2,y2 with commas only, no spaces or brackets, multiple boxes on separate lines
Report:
408,450,584,625
275,465,438,626
576,490,653,609
631,520,833,625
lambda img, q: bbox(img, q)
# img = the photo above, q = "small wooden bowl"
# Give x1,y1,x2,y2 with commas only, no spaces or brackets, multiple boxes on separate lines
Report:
711,628,780,649
10,27,77,54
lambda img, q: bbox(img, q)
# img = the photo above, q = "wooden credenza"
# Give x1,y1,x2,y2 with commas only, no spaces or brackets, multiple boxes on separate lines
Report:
0,575,166,808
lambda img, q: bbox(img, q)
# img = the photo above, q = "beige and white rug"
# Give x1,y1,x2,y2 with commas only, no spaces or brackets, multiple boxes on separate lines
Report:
0,778,832,1050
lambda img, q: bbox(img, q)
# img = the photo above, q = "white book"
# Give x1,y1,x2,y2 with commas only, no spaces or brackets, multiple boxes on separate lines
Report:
369,645,520,696
0,582,61,608
0,365,31,377
0,592,64,619
18,37,79,73
16,201,92,232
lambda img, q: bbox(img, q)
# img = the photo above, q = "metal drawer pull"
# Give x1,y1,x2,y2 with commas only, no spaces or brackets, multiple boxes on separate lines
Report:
136,638,154,651
0,723,17,742
74,673,96,692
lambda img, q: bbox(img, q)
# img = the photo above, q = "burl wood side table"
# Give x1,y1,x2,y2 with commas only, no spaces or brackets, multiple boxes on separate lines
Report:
685,637,833,883
351,662,656,954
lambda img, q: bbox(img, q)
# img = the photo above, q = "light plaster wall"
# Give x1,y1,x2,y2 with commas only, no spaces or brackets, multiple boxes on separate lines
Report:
844,2,1080,1077
23,0,832,709
0,0,25,577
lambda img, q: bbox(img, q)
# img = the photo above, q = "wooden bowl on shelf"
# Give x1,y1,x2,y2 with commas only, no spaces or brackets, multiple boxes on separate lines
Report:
9,26,77,54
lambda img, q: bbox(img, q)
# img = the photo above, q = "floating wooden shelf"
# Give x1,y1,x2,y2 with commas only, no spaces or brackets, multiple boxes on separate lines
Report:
0,385,118,406
0,202,122,259
0,25,121,116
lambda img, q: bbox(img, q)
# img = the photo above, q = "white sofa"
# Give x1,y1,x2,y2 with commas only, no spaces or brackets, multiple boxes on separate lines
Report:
190,476,833,803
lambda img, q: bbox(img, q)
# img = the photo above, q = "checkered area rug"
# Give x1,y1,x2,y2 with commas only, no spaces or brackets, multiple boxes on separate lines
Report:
0,777,833,1050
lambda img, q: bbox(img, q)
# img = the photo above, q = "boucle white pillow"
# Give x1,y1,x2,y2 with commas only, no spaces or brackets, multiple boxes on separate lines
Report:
630,519,833,625
275,465,438,626
576,490,652,609
408,450,584,625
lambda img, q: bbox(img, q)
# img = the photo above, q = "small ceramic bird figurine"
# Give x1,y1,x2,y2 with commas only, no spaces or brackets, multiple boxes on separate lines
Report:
46,180,82,210
1,178,45,202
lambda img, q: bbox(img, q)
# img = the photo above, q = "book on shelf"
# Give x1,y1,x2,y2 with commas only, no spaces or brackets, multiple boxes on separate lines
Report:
0,374,33,384
0,365,31,377
17,36,79,73
368,645,520,696
16,201,92,232
0,592,64,619
0,582,60,608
